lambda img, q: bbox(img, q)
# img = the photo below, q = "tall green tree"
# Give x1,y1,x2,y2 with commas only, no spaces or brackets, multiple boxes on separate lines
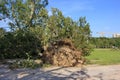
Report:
48,8,65,40
0,3,93,59
0,0,48,59
74,17,92,56
0,0,48,30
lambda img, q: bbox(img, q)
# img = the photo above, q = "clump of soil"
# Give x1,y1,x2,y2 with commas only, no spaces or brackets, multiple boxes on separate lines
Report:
42,38,85,67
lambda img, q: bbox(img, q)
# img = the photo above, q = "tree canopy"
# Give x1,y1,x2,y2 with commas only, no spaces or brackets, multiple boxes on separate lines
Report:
0,0,48,29
0,0,92,59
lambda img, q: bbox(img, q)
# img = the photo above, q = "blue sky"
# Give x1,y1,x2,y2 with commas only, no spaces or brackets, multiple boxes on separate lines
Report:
0,0,120,37
47,0,120,37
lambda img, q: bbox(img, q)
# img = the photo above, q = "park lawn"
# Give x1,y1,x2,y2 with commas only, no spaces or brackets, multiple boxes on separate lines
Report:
86,49,120,65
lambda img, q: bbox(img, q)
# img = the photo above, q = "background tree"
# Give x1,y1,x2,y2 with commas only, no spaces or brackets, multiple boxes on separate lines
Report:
0,0,48,30
73,17,92,56
0,0,48,59
90,37,120,49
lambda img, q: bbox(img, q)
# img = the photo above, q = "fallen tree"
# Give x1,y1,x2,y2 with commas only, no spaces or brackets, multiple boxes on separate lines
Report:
42,38,85,67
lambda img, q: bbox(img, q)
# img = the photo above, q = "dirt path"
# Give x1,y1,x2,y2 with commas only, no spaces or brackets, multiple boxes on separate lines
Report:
0,64,120,80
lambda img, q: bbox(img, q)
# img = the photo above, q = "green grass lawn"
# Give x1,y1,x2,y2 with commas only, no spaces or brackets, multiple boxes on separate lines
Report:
86,49,120,65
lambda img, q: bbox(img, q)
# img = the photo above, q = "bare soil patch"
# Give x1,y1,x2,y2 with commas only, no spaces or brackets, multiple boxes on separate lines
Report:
0,64,120,80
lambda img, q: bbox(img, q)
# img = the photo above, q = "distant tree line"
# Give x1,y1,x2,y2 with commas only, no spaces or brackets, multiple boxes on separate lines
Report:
0,0,92,59
90,37,120,49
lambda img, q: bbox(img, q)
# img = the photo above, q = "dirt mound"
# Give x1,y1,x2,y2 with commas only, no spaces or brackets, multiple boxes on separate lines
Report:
42,39,84,67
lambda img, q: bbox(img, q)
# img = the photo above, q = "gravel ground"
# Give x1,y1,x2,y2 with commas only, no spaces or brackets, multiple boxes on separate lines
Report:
0,64,120,80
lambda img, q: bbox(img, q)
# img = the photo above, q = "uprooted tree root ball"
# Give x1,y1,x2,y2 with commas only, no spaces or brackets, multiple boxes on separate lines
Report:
42,39,85,67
